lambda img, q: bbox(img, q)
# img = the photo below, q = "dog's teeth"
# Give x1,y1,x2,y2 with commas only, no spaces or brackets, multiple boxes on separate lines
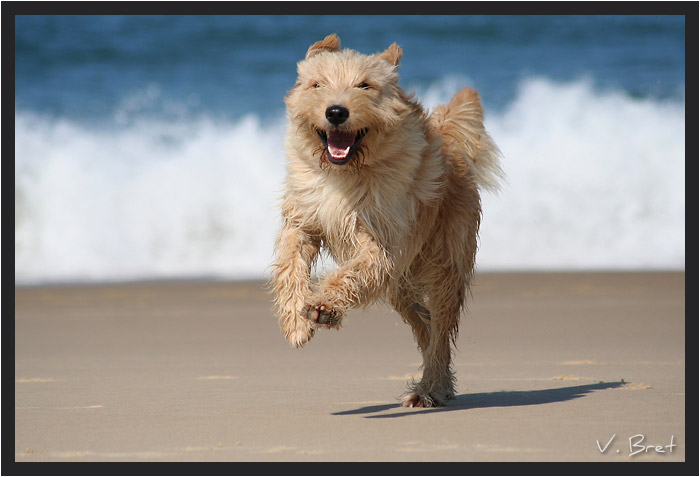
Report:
329,146,351,160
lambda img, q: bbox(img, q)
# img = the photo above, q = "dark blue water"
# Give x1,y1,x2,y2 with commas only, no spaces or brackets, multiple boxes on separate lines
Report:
15,15,685,122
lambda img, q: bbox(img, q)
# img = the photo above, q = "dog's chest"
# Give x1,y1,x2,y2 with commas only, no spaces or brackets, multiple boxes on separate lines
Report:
303,174,417,253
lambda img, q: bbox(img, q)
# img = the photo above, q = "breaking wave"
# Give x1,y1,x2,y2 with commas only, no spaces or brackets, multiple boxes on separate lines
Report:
15,76,685,284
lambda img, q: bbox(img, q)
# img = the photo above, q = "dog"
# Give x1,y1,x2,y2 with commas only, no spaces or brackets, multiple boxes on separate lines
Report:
270,34,503,407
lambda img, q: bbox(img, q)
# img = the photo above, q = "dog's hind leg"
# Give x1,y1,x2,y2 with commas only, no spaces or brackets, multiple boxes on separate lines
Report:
271,224,321,348
390,282,431,354
401,269,465,408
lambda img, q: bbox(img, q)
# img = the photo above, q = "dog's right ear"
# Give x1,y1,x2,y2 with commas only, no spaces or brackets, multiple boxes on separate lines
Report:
379,42,402,66
305,34,341,59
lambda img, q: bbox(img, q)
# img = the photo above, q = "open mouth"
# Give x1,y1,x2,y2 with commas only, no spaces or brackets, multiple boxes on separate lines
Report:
316,128,368,165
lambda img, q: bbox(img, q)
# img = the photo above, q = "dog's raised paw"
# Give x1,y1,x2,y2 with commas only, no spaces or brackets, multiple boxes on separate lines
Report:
286,326,314,348
304,303,342,328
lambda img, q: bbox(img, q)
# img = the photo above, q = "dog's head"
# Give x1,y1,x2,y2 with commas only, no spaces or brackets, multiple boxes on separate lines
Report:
285,34,413,169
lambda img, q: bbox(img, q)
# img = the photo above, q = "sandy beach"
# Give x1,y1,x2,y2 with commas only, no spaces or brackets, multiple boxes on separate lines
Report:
14,272,686,463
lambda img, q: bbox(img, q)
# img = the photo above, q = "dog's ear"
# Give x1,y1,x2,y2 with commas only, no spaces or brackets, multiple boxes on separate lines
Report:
379,42,402,66
305,34,341,59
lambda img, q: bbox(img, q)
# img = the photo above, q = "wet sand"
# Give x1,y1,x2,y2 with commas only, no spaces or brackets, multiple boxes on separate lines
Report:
14,272,686,462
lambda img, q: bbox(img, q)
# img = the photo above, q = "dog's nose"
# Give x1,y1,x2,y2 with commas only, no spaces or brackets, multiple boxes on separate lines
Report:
325,104,349,126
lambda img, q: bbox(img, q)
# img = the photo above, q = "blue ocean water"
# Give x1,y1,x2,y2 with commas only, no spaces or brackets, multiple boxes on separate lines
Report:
14,15,686,284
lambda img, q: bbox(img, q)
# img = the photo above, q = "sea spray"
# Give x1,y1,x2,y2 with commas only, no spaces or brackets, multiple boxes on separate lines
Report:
15,112,287,283
478,77,684,270
15,77,685,284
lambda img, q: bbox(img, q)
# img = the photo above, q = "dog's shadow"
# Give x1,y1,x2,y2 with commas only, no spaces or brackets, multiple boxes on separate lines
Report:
333,381,625,419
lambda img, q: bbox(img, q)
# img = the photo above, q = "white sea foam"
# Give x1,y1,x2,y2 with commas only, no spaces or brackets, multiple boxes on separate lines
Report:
15,112,287,284
14,77,685,284
477,77,685,271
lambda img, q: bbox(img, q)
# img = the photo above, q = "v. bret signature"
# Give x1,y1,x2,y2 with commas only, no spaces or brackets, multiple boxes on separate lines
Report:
597,434,677,457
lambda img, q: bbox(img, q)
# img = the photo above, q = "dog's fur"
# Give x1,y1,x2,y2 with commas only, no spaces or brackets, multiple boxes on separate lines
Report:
270,34,503,407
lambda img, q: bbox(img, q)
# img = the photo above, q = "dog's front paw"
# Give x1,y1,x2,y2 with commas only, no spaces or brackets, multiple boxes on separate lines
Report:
285,325,314,348
304,302,343,328
281,315,315,349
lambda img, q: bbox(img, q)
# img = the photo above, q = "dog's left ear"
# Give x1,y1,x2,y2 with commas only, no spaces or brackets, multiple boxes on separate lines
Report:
306,34,341,59
379,42,402,67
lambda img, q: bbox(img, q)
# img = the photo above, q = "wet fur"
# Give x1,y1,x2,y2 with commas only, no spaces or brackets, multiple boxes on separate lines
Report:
270,34,503,407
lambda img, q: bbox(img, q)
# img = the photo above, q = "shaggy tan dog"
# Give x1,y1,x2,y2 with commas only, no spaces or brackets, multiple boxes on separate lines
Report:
270,34,503,407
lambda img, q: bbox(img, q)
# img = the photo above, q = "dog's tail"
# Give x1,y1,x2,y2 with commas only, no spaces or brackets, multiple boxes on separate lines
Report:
430,87,504,192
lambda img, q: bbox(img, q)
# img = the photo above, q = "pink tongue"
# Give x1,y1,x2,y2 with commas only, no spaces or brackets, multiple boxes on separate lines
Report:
326,130,355,158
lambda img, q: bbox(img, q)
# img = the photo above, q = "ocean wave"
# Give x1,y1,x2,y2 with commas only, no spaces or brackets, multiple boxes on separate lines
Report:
14,76,685,284
478,77,685,270
15,111,288,284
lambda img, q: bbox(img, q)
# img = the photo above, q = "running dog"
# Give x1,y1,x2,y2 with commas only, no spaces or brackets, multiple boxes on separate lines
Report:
270,34,503,407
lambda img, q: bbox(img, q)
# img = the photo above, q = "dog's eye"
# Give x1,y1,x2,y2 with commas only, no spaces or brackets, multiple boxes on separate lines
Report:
312,82,320,89
357,82,371,90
